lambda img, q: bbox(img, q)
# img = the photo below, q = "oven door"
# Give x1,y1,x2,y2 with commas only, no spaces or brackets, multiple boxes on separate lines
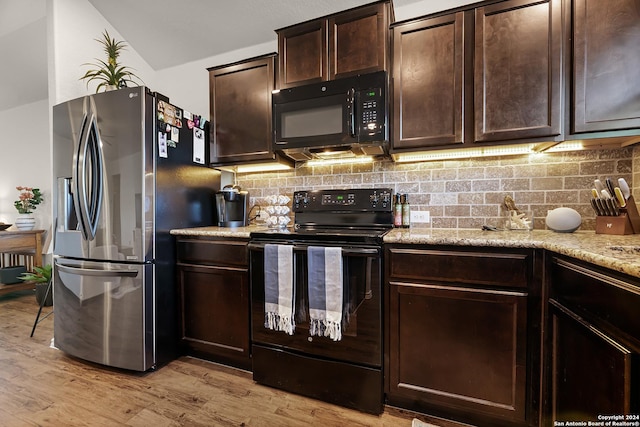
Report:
273,92,356,149
249,241,382,368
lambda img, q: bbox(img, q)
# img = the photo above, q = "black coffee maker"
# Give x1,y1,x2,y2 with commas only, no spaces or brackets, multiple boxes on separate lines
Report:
215,185,249,227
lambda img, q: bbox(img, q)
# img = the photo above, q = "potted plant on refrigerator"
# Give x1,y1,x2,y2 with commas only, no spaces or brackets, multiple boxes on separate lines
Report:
80,30,143,93
19,264,53,307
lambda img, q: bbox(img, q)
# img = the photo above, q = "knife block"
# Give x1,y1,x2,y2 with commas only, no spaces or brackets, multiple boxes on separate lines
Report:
596,195,640,235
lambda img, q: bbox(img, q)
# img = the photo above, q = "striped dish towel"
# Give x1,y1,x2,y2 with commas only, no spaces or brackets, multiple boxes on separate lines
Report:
264,244,295,335
308,246,343,341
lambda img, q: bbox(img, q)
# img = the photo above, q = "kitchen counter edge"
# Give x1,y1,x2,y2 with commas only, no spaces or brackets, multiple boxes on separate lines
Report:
171,226,640,279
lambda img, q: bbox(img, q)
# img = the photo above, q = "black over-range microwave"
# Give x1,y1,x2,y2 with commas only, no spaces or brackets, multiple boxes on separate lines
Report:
272,71,388,161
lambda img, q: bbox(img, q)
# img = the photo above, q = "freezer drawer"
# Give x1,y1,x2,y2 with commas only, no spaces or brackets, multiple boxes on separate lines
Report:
53,258,154,371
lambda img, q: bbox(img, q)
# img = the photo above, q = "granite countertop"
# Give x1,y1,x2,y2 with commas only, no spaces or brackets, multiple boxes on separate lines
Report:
172,226,640,279
170,225,264,239
385,228,640,278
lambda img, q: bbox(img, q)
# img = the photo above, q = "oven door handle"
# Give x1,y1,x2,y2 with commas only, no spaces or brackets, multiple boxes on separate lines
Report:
247,242,379,256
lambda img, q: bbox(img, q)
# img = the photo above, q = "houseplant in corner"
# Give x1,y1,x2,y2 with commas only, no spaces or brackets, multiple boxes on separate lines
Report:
19,264,53,307
14,186,43,231
80,30,143,92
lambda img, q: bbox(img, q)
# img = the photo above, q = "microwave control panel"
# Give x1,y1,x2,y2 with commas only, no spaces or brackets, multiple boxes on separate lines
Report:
357,88,384,139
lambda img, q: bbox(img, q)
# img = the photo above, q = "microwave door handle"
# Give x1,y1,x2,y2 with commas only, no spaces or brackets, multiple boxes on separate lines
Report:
348,88,356,138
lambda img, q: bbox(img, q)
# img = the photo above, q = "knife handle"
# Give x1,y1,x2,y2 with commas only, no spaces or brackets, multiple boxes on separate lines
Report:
614,187,627,208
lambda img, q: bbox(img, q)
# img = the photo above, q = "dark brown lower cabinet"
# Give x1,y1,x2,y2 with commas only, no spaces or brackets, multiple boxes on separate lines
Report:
176,237,251,370
546,256,640,423
386,246,541,427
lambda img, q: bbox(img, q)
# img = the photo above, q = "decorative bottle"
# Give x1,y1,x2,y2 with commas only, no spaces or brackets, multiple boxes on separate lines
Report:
393,193,403,228
401,194,410,228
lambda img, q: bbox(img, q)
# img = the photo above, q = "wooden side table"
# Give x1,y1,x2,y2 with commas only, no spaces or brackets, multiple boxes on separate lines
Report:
0,230,44,297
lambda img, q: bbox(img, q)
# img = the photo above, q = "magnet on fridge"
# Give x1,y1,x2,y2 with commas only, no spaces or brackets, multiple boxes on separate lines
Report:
183,110,193,121
187,119,195,129
158,132,168,158
171,126,180,143
165,123,171,133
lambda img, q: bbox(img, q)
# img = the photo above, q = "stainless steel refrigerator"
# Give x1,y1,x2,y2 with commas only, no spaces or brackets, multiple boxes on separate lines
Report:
52,87,220,371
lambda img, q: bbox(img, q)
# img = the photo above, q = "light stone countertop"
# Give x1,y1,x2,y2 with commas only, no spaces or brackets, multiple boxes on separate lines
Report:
385,228,640,278
171,226,640,279
170,225,267,239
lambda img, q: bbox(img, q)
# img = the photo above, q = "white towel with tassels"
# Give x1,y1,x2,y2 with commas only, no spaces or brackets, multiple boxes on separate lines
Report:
264,244,295,335
308,246,343,341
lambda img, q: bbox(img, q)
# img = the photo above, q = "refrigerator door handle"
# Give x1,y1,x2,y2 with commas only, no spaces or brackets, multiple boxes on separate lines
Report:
72,97,104,241
85,113,104,239
72,113,91,240
57,263,139,278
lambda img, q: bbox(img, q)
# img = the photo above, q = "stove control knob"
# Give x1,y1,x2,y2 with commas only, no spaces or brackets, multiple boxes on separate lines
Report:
369,194,379,205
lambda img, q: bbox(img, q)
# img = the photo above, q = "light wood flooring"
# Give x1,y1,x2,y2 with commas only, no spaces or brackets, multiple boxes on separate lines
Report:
0,291,469,427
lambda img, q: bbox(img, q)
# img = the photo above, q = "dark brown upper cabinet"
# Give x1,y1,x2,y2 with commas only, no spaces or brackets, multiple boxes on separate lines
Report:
391,0,562,154
277,1,392,89
392,12,468,150
208,54,276,165
572,0,640,133
474,0,563,143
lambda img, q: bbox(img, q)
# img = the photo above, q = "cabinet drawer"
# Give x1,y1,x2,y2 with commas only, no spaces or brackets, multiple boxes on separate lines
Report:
387,247,530,289
177,238,248,268
551,257,640,342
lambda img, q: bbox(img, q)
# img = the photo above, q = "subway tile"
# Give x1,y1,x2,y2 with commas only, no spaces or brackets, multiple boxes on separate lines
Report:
580,160,618,176
548,162,580,176
531,177,563,190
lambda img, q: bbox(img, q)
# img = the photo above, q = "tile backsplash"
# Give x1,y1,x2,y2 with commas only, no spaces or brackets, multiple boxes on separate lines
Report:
237,146,639,230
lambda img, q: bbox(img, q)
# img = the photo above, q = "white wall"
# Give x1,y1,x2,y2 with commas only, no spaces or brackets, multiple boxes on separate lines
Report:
395,0,477,21
48,0,157,106
0,100,51,232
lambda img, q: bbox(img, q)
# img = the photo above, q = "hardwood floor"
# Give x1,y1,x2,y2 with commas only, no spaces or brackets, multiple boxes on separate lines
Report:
0,291,462,427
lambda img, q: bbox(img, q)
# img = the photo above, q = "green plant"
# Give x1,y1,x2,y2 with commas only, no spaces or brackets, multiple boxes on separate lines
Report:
19,264,52,284
14,186,43,214
80,30,143,93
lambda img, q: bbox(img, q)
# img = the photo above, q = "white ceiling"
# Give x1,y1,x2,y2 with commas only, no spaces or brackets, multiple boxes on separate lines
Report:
0,0,429,112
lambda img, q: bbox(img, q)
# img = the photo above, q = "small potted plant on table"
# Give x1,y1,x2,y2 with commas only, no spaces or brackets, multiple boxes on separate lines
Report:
14,186,43,231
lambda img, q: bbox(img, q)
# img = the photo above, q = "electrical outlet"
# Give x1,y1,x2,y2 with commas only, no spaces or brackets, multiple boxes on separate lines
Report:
257,208,269,222
410,210,430,224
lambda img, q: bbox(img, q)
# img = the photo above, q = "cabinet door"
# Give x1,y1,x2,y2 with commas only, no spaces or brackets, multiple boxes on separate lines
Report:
209,55,275,164
549,300,637,420
573,0,640,133
329,2,389,80
178,264,250,370
278,20,327,88
474,0,562,142
392,12,466,150
388,282,528,424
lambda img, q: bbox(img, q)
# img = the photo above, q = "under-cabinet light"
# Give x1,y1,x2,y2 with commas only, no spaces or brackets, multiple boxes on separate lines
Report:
542,142,585,152
216,162,293,174
392,144,538,163
306,156,374,167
